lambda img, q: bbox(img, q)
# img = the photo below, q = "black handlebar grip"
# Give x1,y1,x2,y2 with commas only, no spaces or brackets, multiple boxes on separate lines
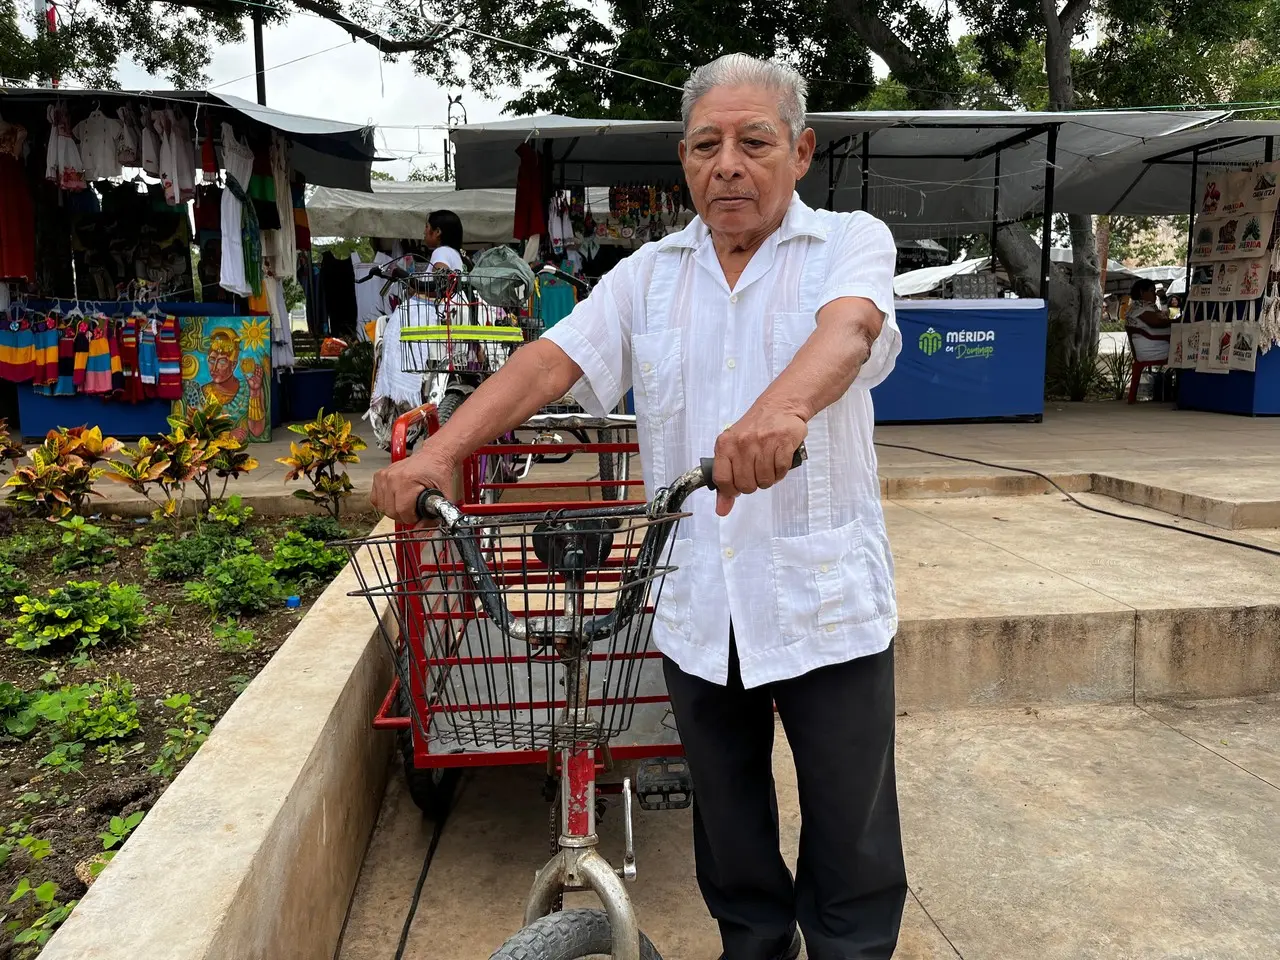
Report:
415,488,447,520
700,443,808,492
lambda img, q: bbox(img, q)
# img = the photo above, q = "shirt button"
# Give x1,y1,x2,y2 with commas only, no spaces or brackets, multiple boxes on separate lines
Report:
641,362,652,373
729,294,739,304
724,548,734,559
825,624,836,634
726,358,736,369
819,563,830,574
723,423,733,432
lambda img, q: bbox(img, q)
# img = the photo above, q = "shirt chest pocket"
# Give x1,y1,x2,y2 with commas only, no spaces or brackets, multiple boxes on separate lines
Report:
769,312,815,377
632,329,685,425
771,517,881,641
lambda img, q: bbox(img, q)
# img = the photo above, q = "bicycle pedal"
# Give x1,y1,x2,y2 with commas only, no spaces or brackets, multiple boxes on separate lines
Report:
635,757,692,811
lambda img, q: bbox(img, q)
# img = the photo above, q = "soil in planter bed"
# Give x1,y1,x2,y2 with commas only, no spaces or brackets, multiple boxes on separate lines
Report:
0,510,377,958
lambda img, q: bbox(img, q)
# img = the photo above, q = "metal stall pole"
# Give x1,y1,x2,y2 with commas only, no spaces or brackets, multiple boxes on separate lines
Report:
826,141,837,211
252,8,267,105
1184,147,1199,299
1039,125,1060,301
860,134,871,212
990,150,1001,272
1268,137,1275,163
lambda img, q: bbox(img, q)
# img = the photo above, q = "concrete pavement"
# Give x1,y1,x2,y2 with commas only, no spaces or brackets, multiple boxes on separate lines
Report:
336,697,1280,960
89,402,1280,526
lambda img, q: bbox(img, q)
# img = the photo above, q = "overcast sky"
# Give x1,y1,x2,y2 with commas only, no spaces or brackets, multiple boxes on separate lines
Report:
113,13,526,180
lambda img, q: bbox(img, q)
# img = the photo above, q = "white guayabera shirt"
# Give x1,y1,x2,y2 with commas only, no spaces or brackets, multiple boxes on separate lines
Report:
544,194,901,688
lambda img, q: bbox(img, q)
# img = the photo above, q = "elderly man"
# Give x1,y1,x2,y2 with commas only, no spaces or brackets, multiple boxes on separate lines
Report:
372,53,906,960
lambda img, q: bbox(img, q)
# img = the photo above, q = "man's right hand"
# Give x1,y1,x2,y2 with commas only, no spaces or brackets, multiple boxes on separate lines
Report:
370,444,457,525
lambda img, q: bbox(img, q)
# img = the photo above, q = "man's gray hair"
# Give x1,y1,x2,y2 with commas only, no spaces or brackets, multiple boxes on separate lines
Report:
681,53,808,143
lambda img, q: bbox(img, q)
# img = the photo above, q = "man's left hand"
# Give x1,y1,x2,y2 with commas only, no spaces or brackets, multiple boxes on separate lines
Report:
711,405,807,516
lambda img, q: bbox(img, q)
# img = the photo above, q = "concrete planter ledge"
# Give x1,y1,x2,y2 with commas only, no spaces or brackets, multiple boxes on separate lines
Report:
40,519,395,960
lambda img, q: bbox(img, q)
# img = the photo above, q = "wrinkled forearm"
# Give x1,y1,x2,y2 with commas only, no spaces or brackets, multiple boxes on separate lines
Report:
422,339,582,464
753,298,884,422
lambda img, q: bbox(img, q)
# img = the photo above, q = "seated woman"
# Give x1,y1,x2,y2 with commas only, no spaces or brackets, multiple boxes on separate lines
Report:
1125,278,1172,363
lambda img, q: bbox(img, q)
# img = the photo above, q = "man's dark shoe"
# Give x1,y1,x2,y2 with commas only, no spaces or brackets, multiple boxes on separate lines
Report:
718,929,802,960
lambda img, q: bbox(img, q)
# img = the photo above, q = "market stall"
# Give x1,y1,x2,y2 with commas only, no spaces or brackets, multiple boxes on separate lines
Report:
450,109,1219,422
0,88,376,439
1055,120,1280,415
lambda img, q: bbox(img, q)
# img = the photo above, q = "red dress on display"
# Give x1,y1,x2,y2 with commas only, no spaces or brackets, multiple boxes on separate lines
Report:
0,120,36,282
513,142,546,242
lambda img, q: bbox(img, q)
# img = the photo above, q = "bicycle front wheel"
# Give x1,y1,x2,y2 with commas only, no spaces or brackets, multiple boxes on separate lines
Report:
490,909,663,960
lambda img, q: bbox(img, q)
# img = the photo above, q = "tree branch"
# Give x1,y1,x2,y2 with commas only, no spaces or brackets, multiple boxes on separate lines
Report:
1059,0,1091,34
153,0,445,54
1040,0,1063,37
831,0,956,106
286,0,444,53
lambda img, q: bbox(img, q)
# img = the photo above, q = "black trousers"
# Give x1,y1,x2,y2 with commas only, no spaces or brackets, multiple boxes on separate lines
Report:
663,638,907,960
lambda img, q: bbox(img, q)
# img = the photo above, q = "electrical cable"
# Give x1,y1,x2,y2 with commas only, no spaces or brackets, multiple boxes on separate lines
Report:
391,794,455,960
873,441,1280,559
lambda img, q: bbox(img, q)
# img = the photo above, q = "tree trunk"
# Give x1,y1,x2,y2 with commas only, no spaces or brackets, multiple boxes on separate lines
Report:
1042,0,1101,378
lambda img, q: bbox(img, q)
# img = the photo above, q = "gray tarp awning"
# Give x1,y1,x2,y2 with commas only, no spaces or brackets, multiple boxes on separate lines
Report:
450,110,1223,240
0,88,377,190
803,110,1223,238
1052,119,1280,215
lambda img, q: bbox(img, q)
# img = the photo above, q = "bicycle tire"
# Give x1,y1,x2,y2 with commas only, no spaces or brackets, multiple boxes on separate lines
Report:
597,429,628,501
436,389,467,426
396,645,459,819
489,908,663,960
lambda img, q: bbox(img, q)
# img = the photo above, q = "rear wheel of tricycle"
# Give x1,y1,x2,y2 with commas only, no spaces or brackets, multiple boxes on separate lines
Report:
489,908,663,960
396,647,459,819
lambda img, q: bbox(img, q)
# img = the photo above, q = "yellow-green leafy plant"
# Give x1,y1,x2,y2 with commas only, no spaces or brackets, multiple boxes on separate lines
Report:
277,409,367,519
0,418,24,474
104,431,215,526
167,400,259,509
3,427,121,518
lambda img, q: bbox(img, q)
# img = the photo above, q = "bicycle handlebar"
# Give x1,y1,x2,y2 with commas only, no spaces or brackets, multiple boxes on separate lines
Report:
412,445,806,645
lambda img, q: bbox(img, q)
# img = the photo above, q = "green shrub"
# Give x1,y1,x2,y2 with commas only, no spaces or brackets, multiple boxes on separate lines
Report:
185,554,283,616
51,516,117,573
61,675,141,742
270,532,347,585
149,693,213,778
145,532,252,581
0,681,29,736
2,677,140,743
206,494,255,531
0,560,28,610
288,514,348,543
7,582,147,653
212,619,256,653
0,532,55,565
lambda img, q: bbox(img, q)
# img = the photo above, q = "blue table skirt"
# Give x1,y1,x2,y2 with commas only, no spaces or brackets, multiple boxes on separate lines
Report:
1178,346,1280,415
873,300,1048,423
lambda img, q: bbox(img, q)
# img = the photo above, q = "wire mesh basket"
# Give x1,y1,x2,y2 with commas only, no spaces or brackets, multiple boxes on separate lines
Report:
400,321,525,375
342,507,687,752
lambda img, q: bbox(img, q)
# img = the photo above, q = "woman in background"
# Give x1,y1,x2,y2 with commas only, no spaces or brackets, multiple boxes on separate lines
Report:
424,209,465,272
1126,278,1172,364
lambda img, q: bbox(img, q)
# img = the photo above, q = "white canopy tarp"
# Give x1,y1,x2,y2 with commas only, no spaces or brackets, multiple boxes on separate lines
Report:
893,258,990,297
307,181,614,243
451,110,1223,240
1052,119,1280,215
1129,265,1185,282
